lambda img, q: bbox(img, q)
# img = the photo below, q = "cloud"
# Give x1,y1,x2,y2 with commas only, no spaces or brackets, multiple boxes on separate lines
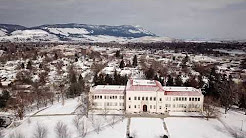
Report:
0,0,245,40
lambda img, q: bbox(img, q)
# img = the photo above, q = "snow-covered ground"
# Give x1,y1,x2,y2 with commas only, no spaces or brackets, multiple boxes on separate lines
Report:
165,117,232,138
86,119,127,138
3,96,246,138
3,98,125,138
36,98,80,115
4,115,125,138
130,118,167,138
218,109,246,136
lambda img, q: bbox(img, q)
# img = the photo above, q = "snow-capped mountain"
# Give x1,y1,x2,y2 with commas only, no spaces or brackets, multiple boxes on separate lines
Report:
0,23,173,43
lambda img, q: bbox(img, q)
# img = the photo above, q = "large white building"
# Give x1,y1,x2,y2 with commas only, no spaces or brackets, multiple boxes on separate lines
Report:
90,79,204,113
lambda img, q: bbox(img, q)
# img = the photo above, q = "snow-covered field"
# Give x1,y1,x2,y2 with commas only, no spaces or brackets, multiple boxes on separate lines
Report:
86,119,127,138
165,117,232,138
3,96,246,138
130,118,167,138
219,109,246,136
3,98,125,138
36,98,80,115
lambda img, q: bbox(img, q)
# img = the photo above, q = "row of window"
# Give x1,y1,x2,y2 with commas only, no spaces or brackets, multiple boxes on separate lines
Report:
128,96,201,102
92,95,124,100
130,96,158,101
173,97,200,102
129,105,157,109
93,102,124,107
128,104,201,109
93,95,201,102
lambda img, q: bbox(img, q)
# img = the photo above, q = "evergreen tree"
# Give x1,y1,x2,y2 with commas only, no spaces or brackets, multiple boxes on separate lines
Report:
78,74,85,92
0,90,10,108
93,73,99,86
184,76,198,88
119,60,125,69
204,67,220,98
54,53,58,60
67,67,81,98
166,75,174,86
181,54,189,68
98,74,105,85
113,70,120,85
115,50,120,58
238,81,246,114
175,75,183,86
240,58,246,69
26,60,32,70
70,72,77,84
145,67,155,79
105,74,113,85
217,74,235,114
21,62,25,69
132,55,138,67
75,58,78,62
198,75,204,88
154,75,159,81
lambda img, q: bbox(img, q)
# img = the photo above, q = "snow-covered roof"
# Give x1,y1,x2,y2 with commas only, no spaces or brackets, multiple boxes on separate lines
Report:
126,79,164,92
91,80,203,96
132,80,156,86
163,86,203,96
90,85,125,94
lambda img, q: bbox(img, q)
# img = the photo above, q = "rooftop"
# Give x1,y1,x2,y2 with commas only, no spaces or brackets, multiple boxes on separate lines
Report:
90,85,125,94
163,86,202,96
126,79,164,92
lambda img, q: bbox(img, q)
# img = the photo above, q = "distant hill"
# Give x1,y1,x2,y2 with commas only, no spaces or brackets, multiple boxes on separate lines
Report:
0,23,175,43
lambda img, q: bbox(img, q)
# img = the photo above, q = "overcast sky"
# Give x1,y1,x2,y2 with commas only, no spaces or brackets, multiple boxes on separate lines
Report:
0,0,246,40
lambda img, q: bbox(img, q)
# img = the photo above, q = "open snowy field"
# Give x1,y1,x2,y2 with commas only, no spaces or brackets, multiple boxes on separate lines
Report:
218,109,246,136
130,118,167,138
165,117,232,138
4,115,125,138
36,98,81,115
2,97,246,138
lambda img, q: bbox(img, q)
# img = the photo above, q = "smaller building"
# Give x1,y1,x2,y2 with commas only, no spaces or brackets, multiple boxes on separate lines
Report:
90,85,125,111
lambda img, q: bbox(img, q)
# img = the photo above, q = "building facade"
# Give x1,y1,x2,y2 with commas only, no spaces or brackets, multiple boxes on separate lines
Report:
90,79,204,113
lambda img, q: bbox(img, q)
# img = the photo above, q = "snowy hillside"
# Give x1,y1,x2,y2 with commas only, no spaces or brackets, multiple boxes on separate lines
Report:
0,23,174,43
0,28,7,37
0,29,59,42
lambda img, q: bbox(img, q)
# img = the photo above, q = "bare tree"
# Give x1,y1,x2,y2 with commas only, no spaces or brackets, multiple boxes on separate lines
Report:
103,105,109,119
73,116,81,131
90,62,107,74
55,60,64,75
55,121,70,138
33,123,48,138
203,96,219,120
110,114,117,128
11,92,29,120
79,117,87,137
93,119,102,134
